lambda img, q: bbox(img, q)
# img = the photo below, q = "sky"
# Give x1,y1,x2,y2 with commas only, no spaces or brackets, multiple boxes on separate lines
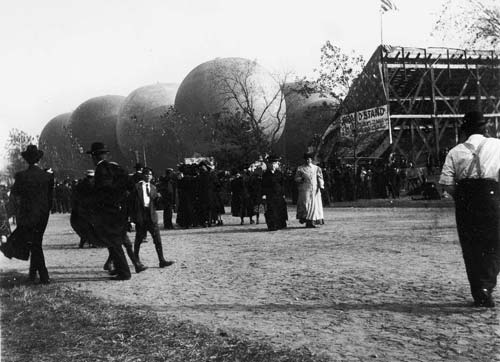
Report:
0,0,450,167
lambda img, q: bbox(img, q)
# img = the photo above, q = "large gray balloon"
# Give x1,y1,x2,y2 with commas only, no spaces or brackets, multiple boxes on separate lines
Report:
38,112,92,178
69,95,127,166
116,83,180,170
175,57,286,149
280,83,337,166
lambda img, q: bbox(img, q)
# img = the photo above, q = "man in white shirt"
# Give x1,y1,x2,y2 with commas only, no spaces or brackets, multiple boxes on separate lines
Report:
131,168,174,268
439,111,500,308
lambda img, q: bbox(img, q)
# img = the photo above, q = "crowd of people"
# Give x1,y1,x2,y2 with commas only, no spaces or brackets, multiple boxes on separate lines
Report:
1,111,499,308
0,148,438,252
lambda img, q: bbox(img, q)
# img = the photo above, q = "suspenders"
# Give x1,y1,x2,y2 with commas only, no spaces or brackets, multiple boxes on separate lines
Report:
463,138,488,179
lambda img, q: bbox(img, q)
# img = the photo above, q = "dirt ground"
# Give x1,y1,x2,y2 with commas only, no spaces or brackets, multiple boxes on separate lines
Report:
1,205,499,361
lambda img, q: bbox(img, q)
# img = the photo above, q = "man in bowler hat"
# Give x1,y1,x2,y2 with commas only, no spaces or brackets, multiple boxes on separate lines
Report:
9,145,54,283
130,167,174,268
439,111,500,307
87,142,133,280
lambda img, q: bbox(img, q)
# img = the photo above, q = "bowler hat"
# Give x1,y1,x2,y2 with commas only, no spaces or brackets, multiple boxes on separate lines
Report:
86,142,109,155
21,145,44,164
134,162,144,170
461,111,487,132
303,152,315,160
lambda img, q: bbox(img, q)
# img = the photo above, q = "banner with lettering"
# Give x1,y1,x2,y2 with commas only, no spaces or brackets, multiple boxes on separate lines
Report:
340,105,390,137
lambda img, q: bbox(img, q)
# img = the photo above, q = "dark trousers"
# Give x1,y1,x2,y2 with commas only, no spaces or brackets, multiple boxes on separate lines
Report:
134,209,166,263
455,179,500,301
163,203,173,229
104,234,141,271
94,205,132,278
29,221,49,281
108,243,131,278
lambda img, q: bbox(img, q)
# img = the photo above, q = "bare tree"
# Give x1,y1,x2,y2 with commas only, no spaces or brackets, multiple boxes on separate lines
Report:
433,0,500,49
4,129,38,178
209,58,288,151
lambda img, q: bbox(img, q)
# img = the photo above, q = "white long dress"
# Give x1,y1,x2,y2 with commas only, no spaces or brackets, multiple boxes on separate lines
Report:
295,164,324,222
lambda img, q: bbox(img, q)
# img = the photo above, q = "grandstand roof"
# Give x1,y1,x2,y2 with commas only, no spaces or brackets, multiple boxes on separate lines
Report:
318,45,500,165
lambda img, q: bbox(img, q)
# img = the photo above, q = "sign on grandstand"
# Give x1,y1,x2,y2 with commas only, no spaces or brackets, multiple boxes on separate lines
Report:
340,105,390,138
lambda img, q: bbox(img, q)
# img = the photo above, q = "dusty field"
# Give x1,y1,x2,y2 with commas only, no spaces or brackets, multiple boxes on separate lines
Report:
1,205,499,361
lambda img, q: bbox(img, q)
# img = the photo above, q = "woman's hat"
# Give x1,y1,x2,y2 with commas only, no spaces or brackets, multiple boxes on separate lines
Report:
86,142,109,155
21,145,44,163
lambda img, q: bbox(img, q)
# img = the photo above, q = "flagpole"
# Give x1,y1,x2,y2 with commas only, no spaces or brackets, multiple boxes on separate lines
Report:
380,10,383,45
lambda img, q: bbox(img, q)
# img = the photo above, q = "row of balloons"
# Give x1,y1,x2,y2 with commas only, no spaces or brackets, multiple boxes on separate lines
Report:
39,57,337,177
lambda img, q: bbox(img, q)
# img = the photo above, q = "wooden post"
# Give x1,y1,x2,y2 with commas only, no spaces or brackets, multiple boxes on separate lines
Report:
476,66,482,111
353,113,358,201
410,119,415,163
430,67,440,166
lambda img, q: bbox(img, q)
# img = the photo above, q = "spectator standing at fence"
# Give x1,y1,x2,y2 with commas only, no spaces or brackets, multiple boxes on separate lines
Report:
439,111,500,308
406,162,422,195
294,152,324,228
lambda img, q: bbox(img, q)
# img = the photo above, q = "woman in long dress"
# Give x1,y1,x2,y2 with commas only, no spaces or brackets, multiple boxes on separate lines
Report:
295,152,324,228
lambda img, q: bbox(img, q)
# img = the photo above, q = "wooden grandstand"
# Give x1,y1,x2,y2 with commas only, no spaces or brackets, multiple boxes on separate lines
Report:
317,45,500,166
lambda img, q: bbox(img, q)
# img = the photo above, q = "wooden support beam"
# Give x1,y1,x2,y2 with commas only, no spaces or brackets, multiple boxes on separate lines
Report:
434,117,440,162
453,74,472,110
410,119,416,162
388,83,410,114
386,63,500,70
408,78,425,112
389,95,498,102
433,86,458,114
438,118,452,140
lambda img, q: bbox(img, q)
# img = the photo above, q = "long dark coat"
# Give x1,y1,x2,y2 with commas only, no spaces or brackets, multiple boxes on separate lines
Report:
11,165,54,228
261,170,288,230
70,177,99,244
2,165,54,260
92,160,129,246
230,175,253,218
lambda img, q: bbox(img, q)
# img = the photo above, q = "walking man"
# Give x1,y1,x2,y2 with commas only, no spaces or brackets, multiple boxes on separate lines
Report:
439,111,500,307
6,145,54,284
131,167,174,268
87,142,133,280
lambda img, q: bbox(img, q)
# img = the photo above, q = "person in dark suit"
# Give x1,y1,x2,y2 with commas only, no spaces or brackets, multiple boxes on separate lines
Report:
87,142,133,281
261,156,288,231
71,170,98,248
9,145,54,284
131,167,174,268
